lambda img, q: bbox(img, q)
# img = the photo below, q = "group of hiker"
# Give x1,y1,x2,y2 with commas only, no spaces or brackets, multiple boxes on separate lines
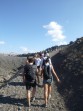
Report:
23,52,60,108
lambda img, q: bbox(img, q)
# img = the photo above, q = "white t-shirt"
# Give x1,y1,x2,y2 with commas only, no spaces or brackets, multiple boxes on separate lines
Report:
34,58,41,66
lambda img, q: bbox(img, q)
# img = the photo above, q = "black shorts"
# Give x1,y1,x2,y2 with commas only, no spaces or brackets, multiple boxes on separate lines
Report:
37,66,40,69
25,80,36,90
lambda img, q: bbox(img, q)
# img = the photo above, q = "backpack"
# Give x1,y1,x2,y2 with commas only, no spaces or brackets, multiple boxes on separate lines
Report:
24,64,36,82
42,56,51,66
43,64,52,79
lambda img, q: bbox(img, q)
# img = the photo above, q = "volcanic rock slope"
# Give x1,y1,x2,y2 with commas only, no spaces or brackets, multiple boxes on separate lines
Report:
51,37,83,111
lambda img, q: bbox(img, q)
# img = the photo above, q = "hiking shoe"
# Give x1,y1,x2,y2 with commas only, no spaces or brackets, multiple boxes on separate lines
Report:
27,105,31,111
44,104,48,108
45,104,48,108
30,97,35,102
42,103,48,108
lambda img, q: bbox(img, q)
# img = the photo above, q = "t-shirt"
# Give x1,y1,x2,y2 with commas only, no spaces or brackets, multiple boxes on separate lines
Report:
34,58,41,66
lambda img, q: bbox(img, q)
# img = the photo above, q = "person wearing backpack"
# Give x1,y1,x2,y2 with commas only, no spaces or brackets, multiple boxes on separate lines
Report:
41,52,52,67
23,57,38,108
42,57,60,107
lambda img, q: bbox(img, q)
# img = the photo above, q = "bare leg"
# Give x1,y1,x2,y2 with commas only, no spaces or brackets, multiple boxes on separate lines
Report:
48,84,52,99
32,87,36,98
44,84,48,105
26,90,31,107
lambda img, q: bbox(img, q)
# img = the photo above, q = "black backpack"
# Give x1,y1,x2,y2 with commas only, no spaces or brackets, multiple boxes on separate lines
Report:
43,64,52,79
24,64,37,82
42,56,51,66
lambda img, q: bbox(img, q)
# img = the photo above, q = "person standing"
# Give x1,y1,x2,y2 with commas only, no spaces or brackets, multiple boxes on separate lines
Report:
42,57,60,107
23,57,38,108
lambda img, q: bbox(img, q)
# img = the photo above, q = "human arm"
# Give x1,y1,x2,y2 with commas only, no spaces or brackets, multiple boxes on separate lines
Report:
51,65,60,83
22,66,26,83
36,67,39,83
41,67,44,78
23,73,26,83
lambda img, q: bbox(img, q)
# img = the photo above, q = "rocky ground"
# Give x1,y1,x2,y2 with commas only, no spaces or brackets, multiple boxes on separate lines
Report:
0,54,69,111
0,68,68,111
0,55,25,85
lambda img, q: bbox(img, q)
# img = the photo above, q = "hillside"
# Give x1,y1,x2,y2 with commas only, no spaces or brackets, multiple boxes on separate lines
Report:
0,55,25,83
51,37,83,111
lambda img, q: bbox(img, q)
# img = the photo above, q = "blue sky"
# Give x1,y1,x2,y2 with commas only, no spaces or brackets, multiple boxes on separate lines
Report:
0,0,83,54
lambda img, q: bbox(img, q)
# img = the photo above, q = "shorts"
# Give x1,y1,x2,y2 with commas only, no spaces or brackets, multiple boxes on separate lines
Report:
43,77,53,85
25,80,36,90
37,66,40,70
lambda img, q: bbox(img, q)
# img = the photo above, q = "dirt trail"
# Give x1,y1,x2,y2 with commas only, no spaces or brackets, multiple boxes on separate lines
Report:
0,50,69,111
0,70,68,111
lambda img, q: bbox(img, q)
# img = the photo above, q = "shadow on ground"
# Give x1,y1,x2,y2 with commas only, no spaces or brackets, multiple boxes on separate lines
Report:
0,95,44,108
9,81,25,86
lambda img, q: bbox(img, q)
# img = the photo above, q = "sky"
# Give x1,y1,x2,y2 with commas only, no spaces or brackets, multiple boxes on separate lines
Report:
0,0,83,54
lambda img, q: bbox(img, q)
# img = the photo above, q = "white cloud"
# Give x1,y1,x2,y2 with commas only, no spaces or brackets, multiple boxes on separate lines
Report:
20,46,38,53
43,21,67,45
20,46,28,53
0,41,5,45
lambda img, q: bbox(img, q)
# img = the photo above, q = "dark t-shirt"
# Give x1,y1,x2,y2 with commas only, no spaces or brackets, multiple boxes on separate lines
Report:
24,64,37,82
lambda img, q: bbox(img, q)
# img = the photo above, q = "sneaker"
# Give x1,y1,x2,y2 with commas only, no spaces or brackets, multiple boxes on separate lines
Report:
30,97,35,102
45,104,48,108
44,104,48,108
27,105,31,111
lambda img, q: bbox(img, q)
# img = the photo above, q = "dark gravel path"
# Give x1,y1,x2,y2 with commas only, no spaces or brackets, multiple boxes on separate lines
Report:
0,68,68,111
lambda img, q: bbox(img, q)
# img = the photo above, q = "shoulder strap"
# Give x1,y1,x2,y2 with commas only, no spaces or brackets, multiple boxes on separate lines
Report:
43,64,52,78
